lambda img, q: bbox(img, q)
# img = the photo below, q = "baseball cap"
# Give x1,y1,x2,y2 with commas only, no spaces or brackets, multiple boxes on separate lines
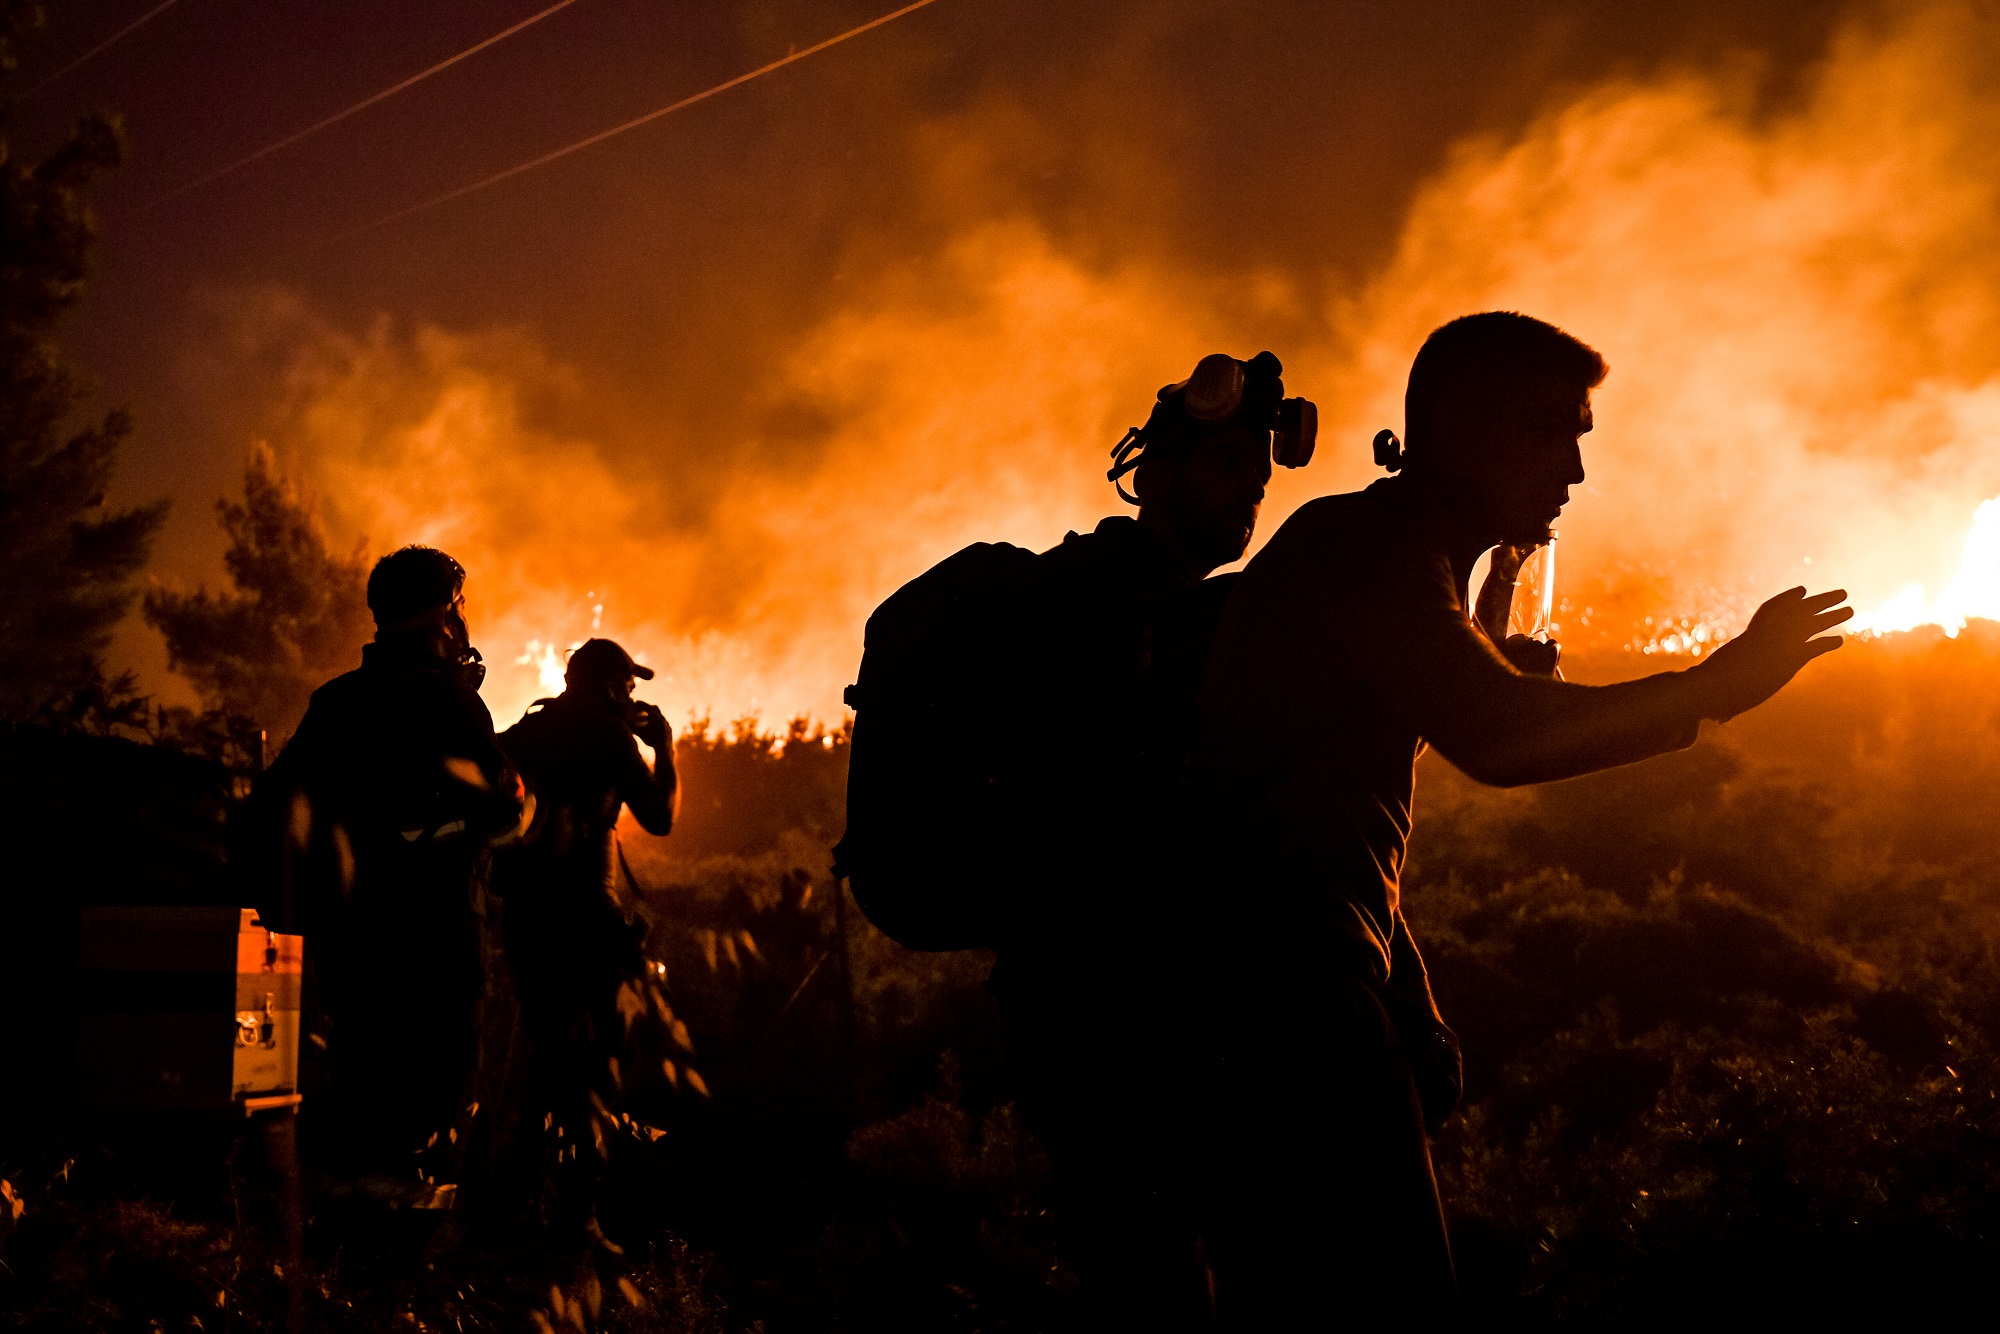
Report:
565,637,655,684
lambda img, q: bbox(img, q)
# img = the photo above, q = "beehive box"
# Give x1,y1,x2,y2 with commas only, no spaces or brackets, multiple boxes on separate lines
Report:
75,907,303,1111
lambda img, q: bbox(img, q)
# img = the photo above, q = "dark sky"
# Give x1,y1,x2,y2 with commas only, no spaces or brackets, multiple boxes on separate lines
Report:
18,0,1842,499
13,0,1894,717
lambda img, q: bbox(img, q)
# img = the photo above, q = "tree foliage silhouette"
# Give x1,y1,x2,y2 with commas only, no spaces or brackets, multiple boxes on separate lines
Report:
144,444,371,747
0,5,164,728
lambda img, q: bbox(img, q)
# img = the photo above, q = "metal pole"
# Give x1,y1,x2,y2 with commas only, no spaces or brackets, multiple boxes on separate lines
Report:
259,1105,306,1334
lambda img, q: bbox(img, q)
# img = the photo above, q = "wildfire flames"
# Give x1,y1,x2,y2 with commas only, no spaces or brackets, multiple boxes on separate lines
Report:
1851,495,2000,637
170,3,2000,727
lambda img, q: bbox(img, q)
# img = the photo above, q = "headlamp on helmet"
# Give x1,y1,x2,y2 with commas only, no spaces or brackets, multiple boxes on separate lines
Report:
1107,350,1317,504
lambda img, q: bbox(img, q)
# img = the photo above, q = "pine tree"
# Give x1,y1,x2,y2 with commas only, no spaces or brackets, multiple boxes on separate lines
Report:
0,5,166,728
144,445,372,749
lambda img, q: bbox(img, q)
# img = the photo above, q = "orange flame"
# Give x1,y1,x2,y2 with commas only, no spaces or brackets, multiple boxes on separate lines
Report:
1853,496,2000,637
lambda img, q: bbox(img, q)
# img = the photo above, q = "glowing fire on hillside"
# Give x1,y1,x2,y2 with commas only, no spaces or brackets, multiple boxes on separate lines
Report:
222,3,2000,729
1851,496,2000,638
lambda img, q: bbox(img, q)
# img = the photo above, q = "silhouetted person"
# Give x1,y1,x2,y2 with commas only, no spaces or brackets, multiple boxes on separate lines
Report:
998,352,1313,1328
1193,312,1850,1325
495,637,676,1233
254,546,522,1201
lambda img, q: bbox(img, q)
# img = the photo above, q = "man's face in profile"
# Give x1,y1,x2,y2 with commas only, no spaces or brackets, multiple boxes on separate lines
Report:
573,671,637,709
1469,374,1591,545
1145,422,1274,571
442,593,472,651
609,673,637,709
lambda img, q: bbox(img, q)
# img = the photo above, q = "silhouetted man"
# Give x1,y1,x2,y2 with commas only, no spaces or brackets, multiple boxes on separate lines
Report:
259,546,522,1199
997,351,1311,1327
1194,312,1850,1324
495,637,676,1232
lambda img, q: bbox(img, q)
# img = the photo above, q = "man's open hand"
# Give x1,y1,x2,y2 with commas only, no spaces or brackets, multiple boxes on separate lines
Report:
1693,587,1852,721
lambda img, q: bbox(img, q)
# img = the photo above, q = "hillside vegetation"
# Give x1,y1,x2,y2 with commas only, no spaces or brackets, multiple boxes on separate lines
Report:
5,627,1997,1329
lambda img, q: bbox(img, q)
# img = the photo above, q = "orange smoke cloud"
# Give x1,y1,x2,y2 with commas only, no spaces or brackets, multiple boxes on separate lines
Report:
225,226,1231,728
186,2,2000,724
1295,1,2000,650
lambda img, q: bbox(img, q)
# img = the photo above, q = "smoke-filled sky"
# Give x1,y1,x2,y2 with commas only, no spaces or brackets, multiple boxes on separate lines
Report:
16,0,2000,726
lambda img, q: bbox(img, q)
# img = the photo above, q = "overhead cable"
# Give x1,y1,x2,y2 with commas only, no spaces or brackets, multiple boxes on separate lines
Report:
150,0,587,207
312,0,943,251
24,0,182,98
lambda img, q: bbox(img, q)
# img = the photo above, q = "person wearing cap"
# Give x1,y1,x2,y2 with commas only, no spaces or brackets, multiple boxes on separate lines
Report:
251,544,522,1205
494,637,676,1234
989,351,1316,1327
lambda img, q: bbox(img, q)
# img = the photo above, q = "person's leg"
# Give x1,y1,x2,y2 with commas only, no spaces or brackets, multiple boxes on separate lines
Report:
336,891,482,1185
1044,1118,1214,1330
1205,971,1455,1329
1006,987,1214,1330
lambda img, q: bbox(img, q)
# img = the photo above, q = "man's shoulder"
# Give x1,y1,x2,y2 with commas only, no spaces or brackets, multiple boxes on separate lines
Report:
1270,484,1395,542
1039,517,1124,565
348,657,499,746
504,697,630,754
1235,484,1454,626
1249,488,1390,576
278,665,372,769
1037,515,1181,595
300,664,370,718
397,663,490,720
500,700,558,741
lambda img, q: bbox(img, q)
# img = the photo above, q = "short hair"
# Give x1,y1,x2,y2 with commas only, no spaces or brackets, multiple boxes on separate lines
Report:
366,546,465,625
1405,312,1607,450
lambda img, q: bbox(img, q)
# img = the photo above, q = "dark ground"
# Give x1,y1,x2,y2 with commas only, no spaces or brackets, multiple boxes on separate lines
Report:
6,626,2000,1329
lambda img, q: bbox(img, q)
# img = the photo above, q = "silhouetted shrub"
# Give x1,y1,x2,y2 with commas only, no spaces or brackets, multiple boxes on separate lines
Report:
1402,629,2000,1320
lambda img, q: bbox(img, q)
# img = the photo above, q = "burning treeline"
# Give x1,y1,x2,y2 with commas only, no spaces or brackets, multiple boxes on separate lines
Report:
156,2,2000,730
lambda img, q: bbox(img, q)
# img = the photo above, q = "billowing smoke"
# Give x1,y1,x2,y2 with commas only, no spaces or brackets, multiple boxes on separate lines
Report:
166,2,2000,725
204,228,1225,726
1299,1,2000,652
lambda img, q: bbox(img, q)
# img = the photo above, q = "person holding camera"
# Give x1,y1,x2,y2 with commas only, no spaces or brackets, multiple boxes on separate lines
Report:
494,637,677,1235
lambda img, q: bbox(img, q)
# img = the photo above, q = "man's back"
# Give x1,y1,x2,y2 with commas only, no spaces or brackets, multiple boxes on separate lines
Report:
279,637,517,866
254,632,519,1185
995,514,1233,1329
1000,515,1234,974
1201,485,1432,970
956,349,1307,1326
1193,480,1511,1320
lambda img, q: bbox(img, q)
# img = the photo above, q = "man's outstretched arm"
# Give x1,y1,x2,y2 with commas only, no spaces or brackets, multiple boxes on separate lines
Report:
1350,571,1850,788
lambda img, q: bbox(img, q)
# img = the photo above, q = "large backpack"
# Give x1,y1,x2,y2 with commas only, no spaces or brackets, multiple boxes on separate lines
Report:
832,542,1043,951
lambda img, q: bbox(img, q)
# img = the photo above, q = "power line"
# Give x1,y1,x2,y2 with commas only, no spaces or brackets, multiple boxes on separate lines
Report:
150,0,587,207
24,0,182,98
312,0,943,251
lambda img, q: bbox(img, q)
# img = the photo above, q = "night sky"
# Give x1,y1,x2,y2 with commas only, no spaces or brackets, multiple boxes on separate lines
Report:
14,0,1969,723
